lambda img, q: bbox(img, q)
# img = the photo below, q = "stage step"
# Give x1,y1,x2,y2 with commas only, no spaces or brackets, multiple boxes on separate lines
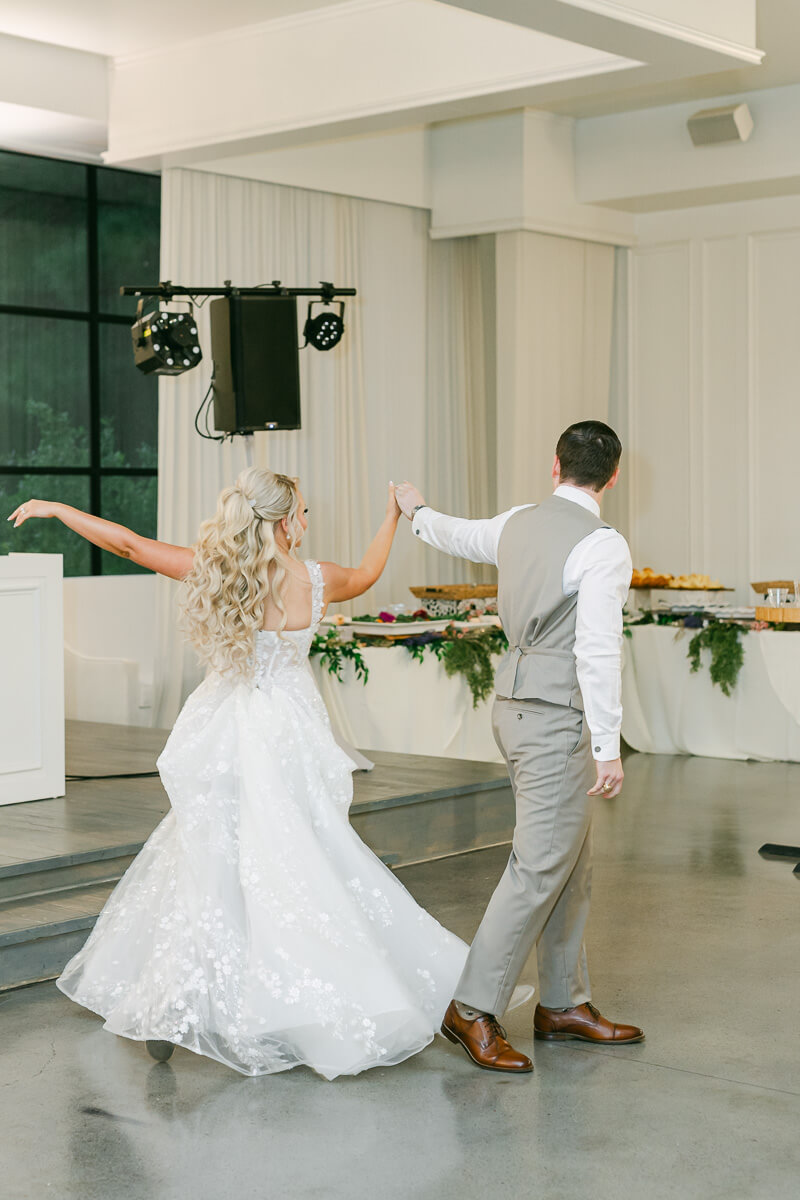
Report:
0,849,137,903
0,881,115,992
0,727,515,991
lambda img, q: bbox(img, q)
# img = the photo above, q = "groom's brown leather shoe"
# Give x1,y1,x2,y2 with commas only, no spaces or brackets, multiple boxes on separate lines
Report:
441,1001,533,1073
534,1002,644,1044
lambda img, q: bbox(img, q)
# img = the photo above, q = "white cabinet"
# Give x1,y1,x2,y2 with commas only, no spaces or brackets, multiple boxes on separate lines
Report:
0,554,65,804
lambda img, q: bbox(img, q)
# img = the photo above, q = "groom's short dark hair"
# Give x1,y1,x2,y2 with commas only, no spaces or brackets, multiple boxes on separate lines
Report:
556,421,622,490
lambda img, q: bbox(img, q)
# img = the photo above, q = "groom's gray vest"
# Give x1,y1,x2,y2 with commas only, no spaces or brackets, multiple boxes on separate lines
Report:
494,496,609,709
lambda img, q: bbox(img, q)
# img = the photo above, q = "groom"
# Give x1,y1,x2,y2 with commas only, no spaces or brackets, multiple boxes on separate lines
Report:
396,421,643,1073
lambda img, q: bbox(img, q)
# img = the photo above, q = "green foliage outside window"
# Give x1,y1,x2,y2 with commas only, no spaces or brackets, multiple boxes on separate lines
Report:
0,403,158,574
0,150,160,576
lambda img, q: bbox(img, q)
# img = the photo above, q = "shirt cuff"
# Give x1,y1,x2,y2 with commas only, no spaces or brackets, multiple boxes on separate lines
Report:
411,507,430,538
589,732,620,761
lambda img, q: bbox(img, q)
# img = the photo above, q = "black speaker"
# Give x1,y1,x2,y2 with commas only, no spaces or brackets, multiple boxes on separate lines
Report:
210,296,301,433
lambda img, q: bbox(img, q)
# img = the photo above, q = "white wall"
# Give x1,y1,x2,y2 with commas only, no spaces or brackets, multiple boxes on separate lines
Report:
618,194,800,601
63,574,156,725
577,83,800,213
430,110,634,244
194,128,429,211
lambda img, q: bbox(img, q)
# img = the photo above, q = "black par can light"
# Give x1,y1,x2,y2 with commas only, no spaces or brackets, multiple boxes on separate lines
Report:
303,300,345,352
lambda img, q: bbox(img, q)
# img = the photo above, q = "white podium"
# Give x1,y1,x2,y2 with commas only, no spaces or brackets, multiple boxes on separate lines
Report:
0,554,65,804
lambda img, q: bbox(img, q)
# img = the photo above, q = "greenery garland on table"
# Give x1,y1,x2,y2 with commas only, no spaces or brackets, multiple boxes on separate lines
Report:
440,627,508,707
624,610,748,697
312,607,751,704
309,625,509,708
309,630,370,685
685,621,747,697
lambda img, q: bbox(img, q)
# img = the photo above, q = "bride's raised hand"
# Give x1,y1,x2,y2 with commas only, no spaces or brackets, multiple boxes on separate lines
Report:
386,481,401,522
323,484,402,603
6,499,56,527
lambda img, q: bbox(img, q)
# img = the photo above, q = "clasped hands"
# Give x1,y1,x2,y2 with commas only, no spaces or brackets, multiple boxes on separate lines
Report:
394,482,426,520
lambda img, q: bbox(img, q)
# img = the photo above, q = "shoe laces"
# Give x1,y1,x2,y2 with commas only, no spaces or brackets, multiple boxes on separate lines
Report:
483,1015,509,1044
585,1002,601,1020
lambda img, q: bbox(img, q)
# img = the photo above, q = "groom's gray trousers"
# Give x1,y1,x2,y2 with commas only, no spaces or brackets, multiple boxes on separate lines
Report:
455,694,595,1017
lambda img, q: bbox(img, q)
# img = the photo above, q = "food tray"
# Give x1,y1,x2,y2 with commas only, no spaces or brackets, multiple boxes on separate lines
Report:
631,583,732,591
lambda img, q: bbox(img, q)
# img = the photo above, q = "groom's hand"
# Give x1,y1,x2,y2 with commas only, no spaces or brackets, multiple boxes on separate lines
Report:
395,481,426,521
588,758,624,798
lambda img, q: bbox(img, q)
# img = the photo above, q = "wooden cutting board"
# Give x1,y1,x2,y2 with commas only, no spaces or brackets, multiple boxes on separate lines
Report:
755,606,800,623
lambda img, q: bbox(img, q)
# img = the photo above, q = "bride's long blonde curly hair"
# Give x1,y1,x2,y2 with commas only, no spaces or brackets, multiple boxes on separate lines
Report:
179,467,304,678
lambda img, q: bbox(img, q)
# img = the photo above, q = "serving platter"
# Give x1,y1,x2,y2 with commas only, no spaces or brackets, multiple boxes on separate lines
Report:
322,618,452,636
321,616,501,638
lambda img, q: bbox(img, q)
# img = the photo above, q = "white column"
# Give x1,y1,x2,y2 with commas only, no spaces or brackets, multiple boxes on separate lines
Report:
494,230,615,508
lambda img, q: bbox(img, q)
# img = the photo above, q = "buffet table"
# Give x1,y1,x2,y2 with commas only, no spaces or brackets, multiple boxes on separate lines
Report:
312,647,502,763
312,611,800,767
622,625,800,762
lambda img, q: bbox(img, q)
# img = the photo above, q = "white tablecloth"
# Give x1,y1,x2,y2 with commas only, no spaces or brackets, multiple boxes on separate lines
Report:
622,626,800,762
312,647,502,763
314,626,800,766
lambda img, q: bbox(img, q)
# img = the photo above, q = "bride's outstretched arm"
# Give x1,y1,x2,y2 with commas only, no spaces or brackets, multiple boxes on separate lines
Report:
7,499,194,580
321,484,400,603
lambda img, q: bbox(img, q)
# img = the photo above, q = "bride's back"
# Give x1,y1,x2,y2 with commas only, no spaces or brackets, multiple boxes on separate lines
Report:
261,559,318,632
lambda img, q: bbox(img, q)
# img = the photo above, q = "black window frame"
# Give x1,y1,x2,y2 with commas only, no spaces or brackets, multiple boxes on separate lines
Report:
0,150,159,576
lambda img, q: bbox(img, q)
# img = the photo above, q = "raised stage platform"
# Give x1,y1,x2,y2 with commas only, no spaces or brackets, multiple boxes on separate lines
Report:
0,721,514,992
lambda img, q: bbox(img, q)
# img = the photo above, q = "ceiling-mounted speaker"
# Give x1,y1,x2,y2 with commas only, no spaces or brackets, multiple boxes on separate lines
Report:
687,103,753,146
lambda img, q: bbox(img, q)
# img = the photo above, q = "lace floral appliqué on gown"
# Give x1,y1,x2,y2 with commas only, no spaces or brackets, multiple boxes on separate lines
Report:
57,561,473,1079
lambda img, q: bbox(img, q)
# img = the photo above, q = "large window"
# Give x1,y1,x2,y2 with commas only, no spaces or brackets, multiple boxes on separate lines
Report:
0,151,160,575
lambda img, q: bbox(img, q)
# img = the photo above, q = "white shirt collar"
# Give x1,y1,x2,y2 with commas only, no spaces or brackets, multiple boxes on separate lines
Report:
553,483,601,518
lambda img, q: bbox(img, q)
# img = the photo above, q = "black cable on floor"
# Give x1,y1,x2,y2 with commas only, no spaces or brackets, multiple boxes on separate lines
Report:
65,771,161,782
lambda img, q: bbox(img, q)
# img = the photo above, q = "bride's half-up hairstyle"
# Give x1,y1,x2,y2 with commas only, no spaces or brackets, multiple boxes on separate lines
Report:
179,466,303,678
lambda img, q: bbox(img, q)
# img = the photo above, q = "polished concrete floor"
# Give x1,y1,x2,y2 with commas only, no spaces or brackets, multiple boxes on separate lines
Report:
2,750,799,1200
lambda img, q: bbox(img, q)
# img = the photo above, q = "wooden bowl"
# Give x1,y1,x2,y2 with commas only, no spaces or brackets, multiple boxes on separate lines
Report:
409,585,498,601
755,606,800,623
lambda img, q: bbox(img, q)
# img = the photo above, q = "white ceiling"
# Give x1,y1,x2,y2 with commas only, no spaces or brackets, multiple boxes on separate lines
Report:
0,0,349,57
2,0,799,184
539,0,800,116
1,0,797,118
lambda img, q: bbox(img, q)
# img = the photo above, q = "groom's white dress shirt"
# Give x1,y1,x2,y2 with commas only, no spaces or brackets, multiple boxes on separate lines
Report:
411,484,632,761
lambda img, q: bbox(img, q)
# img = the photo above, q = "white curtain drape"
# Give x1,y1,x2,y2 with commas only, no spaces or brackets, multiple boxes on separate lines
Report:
604,246,630,539
423,236,494,584
495,231,616,509
153,169,492,725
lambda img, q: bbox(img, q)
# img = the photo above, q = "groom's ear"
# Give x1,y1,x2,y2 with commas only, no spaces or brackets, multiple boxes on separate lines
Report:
605,466,621,491
552,454,561,484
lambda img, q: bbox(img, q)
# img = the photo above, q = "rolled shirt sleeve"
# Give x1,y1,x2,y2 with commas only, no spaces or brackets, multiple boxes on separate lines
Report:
569,530,632,761
411,506,532,566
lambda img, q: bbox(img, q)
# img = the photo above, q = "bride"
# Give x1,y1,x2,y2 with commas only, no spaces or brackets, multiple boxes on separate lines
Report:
7,468,474,1080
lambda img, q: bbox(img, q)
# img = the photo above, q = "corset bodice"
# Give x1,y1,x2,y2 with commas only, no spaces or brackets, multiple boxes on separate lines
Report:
253,560,324,686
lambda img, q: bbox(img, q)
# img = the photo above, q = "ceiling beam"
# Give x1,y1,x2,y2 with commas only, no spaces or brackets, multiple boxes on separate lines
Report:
104,0,637,169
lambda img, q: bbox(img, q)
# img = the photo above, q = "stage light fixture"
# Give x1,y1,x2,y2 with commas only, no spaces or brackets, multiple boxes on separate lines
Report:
131,301,203,376
303,300,345,352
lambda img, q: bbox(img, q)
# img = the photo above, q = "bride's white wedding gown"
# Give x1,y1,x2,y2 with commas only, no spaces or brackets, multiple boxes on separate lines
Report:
57,561,472,1080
